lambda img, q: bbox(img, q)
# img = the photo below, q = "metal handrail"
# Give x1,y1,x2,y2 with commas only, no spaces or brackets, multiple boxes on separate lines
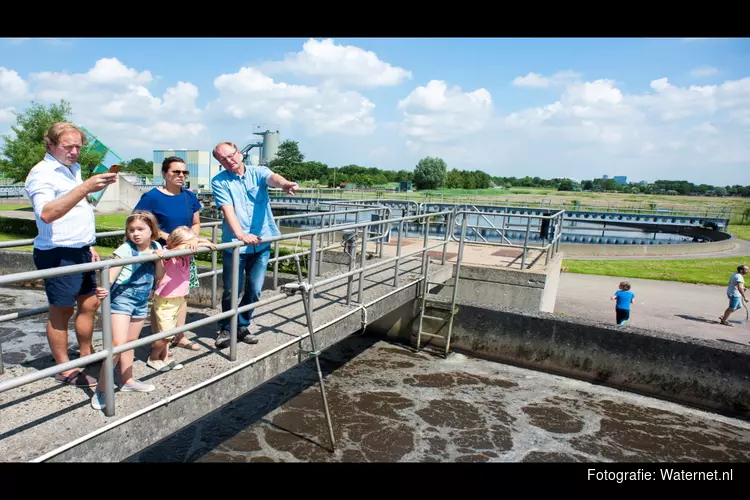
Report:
448,207,565,268
0,209,457,421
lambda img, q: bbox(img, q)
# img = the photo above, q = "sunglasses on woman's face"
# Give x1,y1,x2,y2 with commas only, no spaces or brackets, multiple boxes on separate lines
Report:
170,170,189,176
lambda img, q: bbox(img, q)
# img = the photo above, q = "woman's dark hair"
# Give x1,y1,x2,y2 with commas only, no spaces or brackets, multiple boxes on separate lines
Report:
162,156,186,174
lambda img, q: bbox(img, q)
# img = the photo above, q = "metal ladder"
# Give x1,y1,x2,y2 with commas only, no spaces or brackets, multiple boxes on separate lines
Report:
415,239,465,358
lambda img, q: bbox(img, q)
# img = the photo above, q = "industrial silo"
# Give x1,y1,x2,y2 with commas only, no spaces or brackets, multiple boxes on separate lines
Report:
255,129,280,165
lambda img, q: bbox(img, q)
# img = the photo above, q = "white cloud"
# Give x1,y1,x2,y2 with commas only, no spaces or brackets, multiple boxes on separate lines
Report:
397,80,493,143
0,68,31,105
210,67,376,135
23,57,205,150
690,65,718,77
262,38,412,88
0,107,16,123
512,70,581,88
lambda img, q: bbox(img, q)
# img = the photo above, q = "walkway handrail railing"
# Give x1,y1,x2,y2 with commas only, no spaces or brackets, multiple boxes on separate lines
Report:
449,207,565,268
0,203,393,338
0,209,457,421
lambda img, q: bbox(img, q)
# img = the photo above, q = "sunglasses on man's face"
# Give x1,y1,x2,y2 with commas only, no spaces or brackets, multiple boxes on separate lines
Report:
170,170,189,176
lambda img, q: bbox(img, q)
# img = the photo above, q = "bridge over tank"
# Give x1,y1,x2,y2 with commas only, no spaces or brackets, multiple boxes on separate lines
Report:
253,195,732,230
0,204,565,462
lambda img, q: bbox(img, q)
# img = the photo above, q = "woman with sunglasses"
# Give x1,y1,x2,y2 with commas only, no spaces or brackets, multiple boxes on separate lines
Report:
133,156,204,353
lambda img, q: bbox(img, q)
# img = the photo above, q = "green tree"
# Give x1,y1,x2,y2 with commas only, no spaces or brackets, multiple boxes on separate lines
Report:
269,140,305,180
413,156,447,190
123,158,154,176
444,168,463,189
0,100,103,183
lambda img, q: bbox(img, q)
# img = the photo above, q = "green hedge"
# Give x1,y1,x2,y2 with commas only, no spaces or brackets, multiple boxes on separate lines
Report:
0,216,308,275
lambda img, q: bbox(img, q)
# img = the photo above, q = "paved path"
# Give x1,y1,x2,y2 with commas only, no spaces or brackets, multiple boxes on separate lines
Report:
555,273,750,346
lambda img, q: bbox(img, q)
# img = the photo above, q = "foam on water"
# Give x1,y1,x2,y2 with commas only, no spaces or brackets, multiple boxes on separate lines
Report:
129,336,750,463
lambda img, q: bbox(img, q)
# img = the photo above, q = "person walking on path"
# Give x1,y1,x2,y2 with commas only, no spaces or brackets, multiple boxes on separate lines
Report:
719,264,748,326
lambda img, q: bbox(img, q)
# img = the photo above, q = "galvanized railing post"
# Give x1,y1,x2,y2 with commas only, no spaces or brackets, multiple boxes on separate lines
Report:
394,220,404,287
441,212,452,266
211,226,218,309
521,216,531,269
317,215,325,277
100,267,116,417
229,246,240,362
357,225,367,302
0,342,4,375
421,216,431,280
273,241,280,290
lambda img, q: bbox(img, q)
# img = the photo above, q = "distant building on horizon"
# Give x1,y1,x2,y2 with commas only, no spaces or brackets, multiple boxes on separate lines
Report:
613,175,627,185
152,149,215,189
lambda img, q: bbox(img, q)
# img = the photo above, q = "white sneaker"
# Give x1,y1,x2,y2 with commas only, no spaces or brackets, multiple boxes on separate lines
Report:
91,391,106,410
167,357,183,370
147,357,172,372
120,379,156,392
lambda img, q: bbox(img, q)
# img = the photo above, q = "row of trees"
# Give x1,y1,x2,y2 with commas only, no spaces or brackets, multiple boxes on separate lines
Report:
1,101,748,198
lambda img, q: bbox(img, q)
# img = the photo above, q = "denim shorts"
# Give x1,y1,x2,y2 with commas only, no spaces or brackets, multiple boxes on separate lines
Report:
729,295,742,310
110,285,152,319
33,246,97,307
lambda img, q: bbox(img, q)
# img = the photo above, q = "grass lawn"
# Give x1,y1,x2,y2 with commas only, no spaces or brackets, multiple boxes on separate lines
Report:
730,225,750,241
562,255,750,286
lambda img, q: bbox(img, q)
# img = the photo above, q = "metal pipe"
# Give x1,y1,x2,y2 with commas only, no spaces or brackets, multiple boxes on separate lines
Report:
394,220,404,287
522,217,531,269
0,350,109,394
357,225,367,302
0,306,50,324
314,239,447,290
229,247,239,362
273,242,279,290
211,226,218,309
100,267,116,417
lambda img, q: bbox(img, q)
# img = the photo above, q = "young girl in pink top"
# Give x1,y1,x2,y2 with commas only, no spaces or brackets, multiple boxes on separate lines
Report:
148,226,215,371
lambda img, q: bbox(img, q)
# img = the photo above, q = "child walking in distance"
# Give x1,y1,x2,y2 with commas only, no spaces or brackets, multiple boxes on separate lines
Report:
148,226,215,371
91,211,164,411
611,281,635,326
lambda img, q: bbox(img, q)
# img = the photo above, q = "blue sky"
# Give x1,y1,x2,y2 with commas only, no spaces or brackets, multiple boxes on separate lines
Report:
1,37,748,185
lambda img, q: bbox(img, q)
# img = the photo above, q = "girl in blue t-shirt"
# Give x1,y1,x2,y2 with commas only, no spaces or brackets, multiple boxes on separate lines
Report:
611,281,635,326
90,210,166,411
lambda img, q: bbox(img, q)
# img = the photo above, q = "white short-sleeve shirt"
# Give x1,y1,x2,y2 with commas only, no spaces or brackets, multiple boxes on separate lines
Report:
24,153,96,250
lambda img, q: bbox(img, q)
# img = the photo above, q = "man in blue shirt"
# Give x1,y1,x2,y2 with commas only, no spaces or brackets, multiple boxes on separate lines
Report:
210,141,298,348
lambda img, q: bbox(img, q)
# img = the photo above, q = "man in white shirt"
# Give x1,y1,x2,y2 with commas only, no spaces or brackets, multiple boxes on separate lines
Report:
25,122,118,387
719,264,748,326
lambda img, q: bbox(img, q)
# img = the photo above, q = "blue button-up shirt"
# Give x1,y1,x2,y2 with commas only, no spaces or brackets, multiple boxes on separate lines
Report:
210,165,280,254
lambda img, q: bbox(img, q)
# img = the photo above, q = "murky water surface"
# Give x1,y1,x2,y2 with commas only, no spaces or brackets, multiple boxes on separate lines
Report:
130,336,750,462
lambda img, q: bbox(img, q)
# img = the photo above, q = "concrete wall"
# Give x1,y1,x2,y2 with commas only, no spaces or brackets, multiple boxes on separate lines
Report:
431,252,563,314
394,301,750,419
94,174,145,214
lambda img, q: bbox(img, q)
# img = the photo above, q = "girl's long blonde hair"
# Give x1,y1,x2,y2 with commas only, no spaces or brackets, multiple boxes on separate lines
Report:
166,226,197,249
